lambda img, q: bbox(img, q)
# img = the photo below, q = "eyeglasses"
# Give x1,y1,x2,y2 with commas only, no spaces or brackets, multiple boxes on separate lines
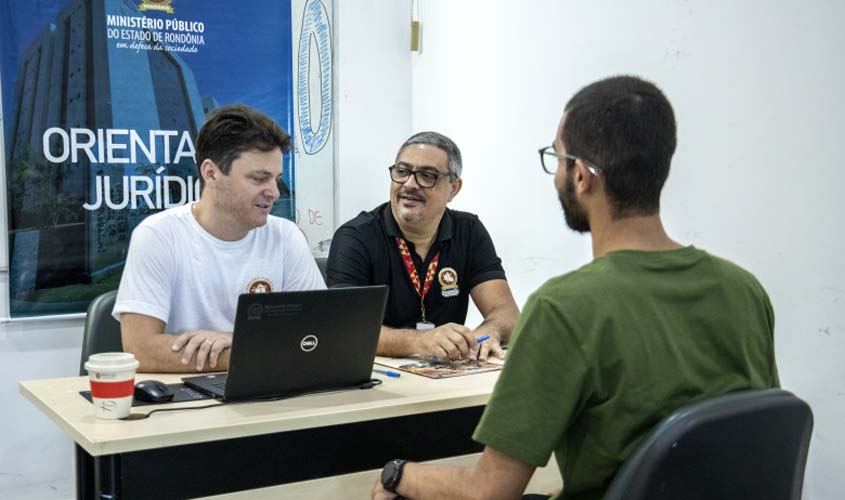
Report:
538,146,601,176
388,164,455,188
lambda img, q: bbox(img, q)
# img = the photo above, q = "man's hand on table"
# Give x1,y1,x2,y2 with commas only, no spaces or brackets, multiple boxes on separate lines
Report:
414,322,477,361
411,323,505,362
170,330,233,371
469,329,504,362
371,477,399,500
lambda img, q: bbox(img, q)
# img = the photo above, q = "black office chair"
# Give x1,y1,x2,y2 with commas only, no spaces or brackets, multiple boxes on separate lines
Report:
315,255,328,283
78,289,122,376
603,389,813,500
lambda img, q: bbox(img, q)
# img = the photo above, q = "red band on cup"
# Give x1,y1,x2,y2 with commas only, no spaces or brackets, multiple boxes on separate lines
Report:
90,379,135,399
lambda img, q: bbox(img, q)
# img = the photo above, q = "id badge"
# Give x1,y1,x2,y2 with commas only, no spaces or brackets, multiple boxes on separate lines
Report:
416,321,435,331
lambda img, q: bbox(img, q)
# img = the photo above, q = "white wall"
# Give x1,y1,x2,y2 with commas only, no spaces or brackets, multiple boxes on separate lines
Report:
334,0,413,221
411,1,844,499
0,315,82,496
0,2,412,496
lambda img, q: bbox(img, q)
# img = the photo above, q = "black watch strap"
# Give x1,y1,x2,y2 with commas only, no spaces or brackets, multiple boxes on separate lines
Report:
381,459,408,493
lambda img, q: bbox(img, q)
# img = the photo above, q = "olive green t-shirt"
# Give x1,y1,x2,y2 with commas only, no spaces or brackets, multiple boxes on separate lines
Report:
473,247,779,500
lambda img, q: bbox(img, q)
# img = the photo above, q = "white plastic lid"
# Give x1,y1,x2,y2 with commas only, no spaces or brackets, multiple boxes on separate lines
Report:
84,352,139,373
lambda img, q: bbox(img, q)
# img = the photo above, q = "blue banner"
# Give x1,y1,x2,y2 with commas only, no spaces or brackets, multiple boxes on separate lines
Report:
1,0,300,316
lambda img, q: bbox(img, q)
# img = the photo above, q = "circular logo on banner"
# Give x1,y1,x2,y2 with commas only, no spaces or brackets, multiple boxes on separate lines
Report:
300,335,319,352
246,278,273,294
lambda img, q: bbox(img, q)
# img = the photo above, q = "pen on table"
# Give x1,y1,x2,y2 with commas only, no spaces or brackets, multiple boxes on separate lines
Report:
432,335,492,361
373,368,401,378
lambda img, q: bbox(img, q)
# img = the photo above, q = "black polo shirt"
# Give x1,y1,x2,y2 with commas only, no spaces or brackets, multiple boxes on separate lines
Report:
327,202,506,329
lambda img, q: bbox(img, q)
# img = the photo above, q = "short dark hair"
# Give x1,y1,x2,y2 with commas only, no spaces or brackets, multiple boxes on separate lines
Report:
562,75,677,217
195,104,291,190
397,131,463,178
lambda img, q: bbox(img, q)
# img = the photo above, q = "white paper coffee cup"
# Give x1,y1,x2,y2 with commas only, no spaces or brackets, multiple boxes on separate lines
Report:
84,352,139,419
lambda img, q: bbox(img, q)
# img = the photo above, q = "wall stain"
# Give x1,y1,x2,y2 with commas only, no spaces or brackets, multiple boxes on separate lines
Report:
818,325,844,336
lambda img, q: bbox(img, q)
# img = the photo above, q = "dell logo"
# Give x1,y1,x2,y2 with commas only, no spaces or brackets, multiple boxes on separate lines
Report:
300,334,318,352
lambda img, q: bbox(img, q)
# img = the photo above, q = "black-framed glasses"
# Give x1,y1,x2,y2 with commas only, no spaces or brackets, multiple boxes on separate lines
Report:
388,164,455,188
538,146,602,176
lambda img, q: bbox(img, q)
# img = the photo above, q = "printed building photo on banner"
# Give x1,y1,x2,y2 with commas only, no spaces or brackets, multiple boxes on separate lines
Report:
0,0,335,317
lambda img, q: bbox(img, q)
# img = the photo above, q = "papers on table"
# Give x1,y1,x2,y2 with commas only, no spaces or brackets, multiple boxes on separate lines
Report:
375,355,503,379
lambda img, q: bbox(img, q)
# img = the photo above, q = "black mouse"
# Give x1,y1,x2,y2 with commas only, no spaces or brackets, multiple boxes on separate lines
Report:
134,380,174,403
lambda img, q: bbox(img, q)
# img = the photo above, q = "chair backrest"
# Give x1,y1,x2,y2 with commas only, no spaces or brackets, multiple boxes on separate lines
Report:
603,389,813,500
79,290,123,376
315,256,328,283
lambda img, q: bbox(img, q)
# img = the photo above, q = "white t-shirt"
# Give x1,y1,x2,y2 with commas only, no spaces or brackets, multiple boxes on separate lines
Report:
113,204,326,333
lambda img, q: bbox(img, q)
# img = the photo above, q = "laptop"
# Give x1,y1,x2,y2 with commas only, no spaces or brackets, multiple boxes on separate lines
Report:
182,285,388,402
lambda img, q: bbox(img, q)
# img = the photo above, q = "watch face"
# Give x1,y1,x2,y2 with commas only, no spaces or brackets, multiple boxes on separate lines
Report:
381,461,395,485
381,459,404,492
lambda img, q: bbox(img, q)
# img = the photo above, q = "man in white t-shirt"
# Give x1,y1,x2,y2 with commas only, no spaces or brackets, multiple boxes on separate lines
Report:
113,104,325,373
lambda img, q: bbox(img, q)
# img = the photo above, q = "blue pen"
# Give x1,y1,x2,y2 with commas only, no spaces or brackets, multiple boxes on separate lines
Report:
432,336,492,361
373,368,401,378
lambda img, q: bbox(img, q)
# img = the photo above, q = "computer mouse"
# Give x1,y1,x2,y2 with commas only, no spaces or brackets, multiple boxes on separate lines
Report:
134,380,174,403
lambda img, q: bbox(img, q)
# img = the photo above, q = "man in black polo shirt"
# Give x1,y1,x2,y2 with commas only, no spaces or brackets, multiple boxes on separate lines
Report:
327,131,518,361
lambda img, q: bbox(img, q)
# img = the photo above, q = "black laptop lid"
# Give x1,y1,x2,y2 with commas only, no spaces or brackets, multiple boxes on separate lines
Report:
223,285,388,401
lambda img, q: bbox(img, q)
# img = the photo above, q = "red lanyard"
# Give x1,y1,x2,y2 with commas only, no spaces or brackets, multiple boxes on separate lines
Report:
395,237,440,323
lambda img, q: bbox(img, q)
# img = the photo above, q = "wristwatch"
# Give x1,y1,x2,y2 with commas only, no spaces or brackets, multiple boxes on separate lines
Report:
380,459,408,493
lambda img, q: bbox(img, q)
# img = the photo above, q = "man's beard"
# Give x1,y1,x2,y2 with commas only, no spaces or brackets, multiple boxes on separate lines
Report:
397,188,426,223
399,211,425,223
559,172,590,233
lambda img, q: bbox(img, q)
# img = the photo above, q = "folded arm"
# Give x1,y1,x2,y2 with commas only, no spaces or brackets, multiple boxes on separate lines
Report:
120,312,232,372
375,279,518,360
376,323,477,360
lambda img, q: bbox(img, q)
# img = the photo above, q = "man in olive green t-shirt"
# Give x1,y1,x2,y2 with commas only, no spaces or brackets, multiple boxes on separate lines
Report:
371,76,779,500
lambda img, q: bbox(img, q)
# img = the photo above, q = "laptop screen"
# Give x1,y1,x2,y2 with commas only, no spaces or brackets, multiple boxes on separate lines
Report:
183,285,388,401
